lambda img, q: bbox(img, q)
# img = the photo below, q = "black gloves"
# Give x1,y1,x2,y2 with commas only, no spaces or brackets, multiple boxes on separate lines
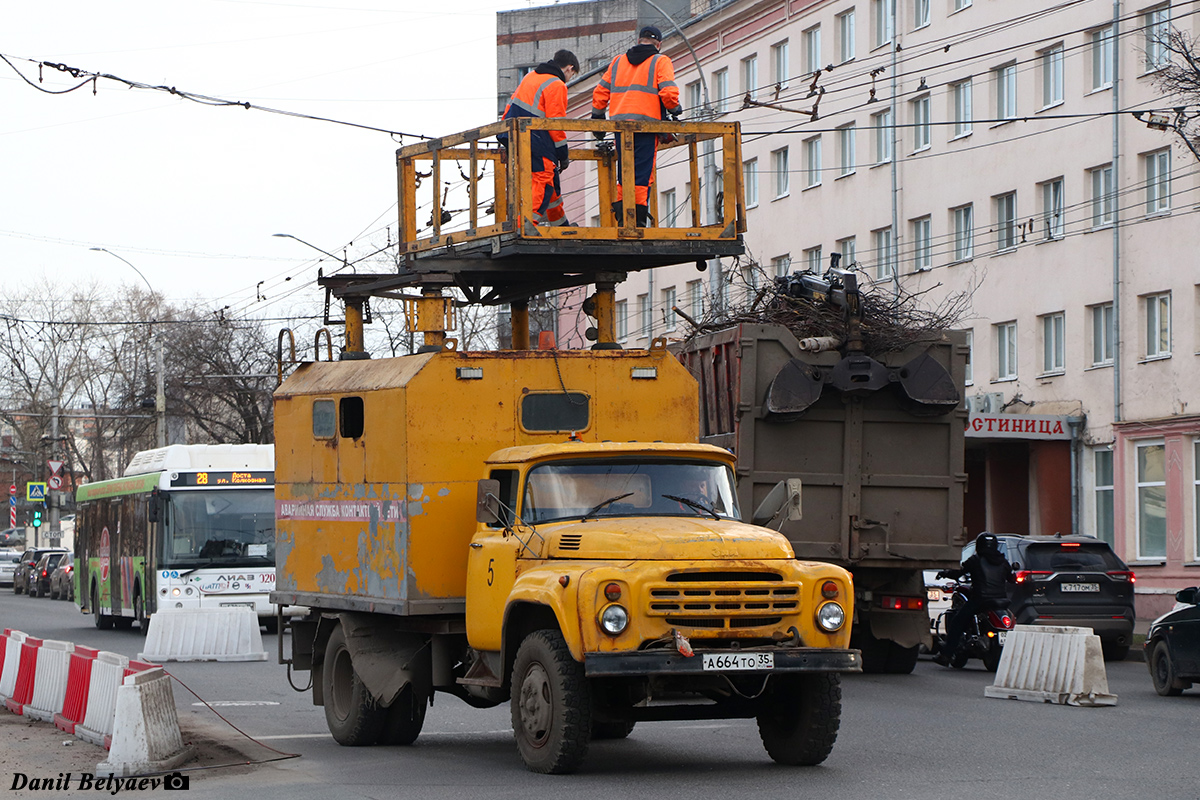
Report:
558,153,570,172
668,108,682,121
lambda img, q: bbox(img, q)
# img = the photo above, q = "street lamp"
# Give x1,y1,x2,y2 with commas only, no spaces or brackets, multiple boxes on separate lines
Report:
89,247,166,449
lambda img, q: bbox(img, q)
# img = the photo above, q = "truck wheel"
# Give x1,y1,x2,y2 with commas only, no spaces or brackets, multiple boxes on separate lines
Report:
510,629,592,774
323,624,387,746
885,642,919,675
756,673,841,766
93,585,114,630
851,628,889,674
591,719,635,740
380,685,427,745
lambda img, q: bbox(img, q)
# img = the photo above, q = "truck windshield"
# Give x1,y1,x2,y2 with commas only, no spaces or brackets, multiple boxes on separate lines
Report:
522,459,740,524
160,489,275,569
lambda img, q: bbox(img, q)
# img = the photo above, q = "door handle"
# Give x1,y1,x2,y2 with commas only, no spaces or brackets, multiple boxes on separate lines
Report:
469,543,483,549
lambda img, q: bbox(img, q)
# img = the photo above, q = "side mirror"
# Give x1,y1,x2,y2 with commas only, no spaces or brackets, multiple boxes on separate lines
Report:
1010,561,1021,572
752,479,803,526
1176,587,1198,605
476,479,502,525
148,488,160,524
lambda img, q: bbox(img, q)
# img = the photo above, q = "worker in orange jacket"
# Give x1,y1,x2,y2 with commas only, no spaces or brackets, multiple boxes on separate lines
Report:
501,49,580,227
591,26,683,227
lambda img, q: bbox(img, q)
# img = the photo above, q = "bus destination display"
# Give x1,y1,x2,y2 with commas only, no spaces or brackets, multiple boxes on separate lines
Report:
171,471,273,487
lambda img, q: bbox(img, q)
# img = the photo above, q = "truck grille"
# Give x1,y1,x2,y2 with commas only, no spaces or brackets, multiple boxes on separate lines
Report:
558,534,583,551
646,572,799,629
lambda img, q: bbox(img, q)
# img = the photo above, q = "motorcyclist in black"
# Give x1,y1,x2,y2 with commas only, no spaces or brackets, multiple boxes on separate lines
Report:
934,532,1013,666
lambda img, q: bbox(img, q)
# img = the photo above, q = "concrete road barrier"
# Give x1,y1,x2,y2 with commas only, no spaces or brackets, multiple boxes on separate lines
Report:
139,607,267,662
96,667,194,777
985,624,1117,707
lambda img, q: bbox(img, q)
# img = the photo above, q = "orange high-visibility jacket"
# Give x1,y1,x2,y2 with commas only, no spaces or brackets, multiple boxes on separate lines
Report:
592,51,682,122
502,68,569,162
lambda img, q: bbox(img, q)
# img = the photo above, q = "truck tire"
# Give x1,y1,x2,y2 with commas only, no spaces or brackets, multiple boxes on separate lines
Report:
885,642,919,675
851,628,889,674
93,585,114,630
756,673,841,766
510,629,592,774
380,685,427,746
323,624,387,746
591,719,635,740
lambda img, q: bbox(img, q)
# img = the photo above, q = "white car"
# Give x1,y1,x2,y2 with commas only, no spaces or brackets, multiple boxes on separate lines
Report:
0,549,20,586
924,569,958,634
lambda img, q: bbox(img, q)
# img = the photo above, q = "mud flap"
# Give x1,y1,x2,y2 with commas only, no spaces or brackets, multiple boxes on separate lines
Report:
867,609,932,650
339,613,432,707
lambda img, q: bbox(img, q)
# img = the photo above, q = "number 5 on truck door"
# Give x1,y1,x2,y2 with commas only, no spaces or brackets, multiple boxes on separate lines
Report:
465,532,517,651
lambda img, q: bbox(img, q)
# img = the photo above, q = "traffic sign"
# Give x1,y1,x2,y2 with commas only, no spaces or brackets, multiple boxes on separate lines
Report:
26,482,47,502
48,475,63,491
7,484,14,496
47,460,64,477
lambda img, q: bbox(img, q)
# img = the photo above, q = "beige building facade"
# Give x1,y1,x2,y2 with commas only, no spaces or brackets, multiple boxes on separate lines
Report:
541,0,1199,618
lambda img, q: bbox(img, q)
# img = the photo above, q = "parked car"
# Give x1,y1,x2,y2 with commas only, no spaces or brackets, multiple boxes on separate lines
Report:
12,547,68,595
49,552,74,601
924,569,955,635
961,533,1136,661
1145,586,1200,696
0,549,20,586
0,527,25,548
28,551,67,598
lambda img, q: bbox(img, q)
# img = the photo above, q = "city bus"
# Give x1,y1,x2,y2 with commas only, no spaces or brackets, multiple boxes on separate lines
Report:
75,444,278,633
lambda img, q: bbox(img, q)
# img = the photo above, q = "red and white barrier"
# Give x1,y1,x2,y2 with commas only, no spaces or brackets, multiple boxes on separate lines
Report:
75,651,130,747
0,629,27,701
96,667,194,777
4,636,44,714
23,639,74,722
55,645,99,735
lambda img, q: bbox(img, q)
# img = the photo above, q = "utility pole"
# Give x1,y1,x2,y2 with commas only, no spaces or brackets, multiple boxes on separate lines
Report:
155,338,166,448
49,403,61,547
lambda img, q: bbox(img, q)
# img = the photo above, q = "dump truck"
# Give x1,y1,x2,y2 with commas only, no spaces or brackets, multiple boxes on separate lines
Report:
676,269,968,674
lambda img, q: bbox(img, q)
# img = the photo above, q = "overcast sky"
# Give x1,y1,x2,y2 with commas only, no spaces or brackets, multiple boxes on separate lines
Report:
3,0,528,319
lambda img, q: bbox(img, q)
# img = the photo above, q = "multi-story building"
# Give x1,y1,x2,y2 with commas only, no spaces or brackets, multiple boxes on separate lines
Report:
503,0,1199,619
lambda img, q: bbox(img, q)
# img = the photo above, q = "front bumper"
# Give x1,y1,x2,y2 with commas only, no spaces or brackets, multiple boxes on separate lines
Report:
584,647,861,677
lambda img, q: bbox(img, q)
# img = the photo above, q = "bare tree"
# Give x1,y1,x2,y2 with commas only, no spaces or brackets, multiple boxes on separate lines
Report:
1150,28,1200,162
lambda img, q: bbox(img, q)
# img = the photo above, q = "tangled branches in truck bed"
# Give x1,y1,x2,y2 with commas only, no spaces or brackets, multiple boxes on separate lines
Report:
676,263,972,357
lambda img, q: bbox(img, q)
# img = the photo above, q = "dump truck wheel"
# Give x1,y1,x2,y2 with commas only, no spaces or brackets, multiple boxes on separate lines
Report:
380,685,427,745
756,673,841,766
323,624,387,746
591,719,635,740
511,629,592,774
885,642,919,674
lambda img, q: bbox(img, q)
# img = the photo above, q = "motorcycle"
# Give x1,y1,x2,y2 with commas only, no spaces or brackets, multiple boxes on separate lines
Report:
930,577,1015,672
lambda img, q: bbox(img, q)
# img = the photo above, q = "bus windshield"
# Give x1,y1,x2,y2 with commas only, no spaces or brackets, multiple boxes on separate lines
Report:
160,489,275,569
522,459,740,525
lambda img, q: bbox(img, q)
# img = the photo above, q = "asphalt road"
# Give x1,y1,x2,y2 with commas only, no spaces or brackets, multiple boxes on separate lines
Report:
2,588,1198,800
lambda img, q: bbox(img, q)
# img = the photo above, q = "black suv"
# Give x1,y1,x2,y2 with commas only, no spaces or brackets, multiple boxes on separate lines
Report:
961,534,1135,660
1144,586,1200,696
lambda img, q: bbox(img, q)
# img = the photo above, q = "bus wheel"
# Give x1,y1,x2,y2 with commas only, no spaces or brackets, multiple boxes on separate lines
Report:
134,591,149,636
93,585,114,630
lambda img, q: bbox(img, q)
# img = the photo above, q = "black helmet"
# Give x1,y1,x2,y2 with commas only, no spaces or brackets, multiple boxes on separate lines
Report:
976,532,999,554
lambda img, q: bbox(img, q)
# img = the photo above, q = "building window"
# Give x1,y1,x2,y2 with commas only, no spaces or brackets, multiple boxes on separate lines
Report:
1145,292,1171,358
1136,441,1167,559
873,109,893,164
772,147,790,198
686,81,701,113
914,0,930,29
803,25,822,75
740,264,759,303
838,10,856,63
713,68,729,113
663,286,677,332
995,321,1017,380
1094,448,1114,546
1145,5,1171,72
1041,312,1065,373
912,94,931,151
743,158,758,208
771,41,790,89
687,279,704,320
637,293,649,338
616,299,628,340
804,245,823,273
804,136,822,188
953,204,974,261
994,63,1017,120
660,188,678,227
873,227,895,279
872,0,895,48
1041,44,1064,107
1090,164,1114,227
1146,148,1171,214
954,0,971,10
836,236,856,266
838,123,856,176
1091,302,1114,365
952,79,973,138
964,329,974,385
771,254,792,277
995,191,1017,252
911,216,931,271
1041,178,1064,240
1091,26,1114,90
742,55,758,101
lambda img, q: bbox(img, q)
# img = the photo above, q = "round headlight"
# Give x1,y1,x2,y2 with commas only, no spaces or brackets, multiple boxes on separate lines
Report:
599,604,628,635
816,601,845,632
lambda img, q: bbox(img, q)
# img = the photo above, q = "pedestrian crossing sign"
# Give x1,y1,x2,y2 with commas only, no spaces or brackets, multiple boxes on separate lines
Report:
26,482,47,502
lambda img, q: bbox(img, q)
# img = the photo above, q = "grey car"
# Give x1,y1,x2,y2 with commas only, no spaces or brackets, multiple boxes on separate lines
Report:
13,547,67,595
